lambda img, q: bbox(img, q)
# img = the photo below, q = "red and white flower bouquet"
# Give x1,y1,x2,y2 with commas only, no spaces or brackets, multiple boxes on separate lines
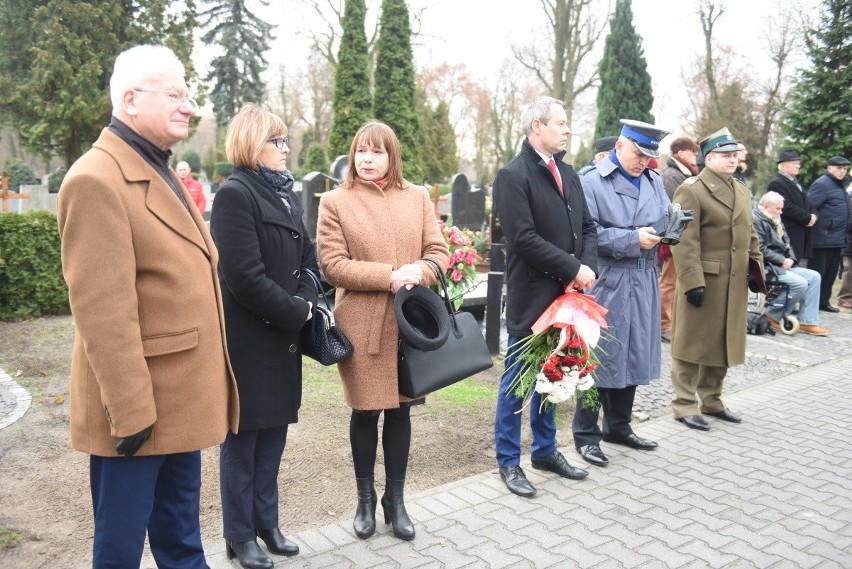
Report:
436,220,479,309
505,291,609,413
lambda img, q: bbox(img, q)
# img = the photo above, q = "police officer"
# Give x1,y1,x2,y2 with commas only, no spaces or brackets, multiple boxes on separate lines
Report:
573,119,671,467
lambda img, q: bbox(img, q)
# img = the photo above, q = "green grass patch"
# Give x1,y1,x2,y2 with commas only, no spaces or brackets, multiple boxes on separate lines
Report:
430,376,497,409
0,525,24,549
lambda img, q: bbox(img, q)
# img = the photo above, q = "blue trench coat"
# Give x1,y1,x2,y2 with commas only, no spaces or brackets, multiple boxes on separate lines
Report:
580,158,670,388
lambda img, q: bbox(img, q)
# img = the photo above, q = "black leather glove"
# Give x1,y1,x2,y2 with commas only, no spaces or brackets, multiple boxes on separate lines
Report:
115,425,154,457
661,203,695,245
685,287,705,307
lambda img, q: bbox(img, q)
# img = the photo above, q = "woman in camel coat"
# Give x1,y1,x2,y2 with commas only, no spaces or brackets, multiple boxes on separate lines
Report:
317,121,448,543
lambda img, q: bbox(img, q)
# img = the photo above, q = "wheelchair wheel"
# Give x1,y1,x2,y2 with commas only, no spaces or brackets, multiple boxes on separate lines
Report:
780,314,799,336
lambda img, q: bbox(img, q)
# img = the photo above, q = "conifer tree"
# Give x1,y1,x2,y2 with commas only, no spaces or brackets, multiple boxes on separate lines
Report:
419,100,458,183
373,0,422,182
201,0,272,127
329,0,372,159
0,0,197,168
593,0,654,141
782,0,852,182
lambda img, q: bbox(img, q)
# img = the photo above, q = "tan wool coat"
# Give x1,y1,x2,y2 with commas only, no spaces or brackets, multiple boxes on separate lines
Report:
670,167,762,367
317,179,449,410
57,128,239,457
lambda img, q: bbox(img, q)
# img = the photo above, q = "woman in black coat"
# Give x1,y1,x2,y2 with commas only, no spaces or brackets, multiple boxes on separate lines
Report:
210,103,318,569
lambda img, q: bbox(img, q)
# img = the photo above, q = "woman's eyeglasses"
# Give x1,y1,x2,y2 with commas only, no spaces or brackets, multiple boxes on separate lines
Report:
267,137,289,149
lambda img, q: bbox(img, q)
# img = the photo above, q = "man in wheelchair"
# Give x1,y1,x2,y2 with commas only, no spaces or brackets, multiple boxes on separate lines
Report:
753,192,829,336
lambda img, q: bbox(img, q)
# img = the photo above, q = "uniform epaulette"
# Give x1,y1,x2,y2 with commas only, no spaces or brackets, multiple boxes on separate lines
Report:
682,176,698,185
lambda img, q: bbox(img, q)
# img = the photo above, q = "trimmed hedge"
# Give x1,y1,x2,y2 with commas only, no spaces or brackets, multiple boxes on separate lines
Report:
0,211,69,320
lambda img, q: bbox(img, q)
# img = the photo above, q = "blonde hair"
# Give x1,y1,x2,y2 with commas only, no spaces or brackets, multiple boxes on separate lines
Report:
343,121,404,190
225,103,288,169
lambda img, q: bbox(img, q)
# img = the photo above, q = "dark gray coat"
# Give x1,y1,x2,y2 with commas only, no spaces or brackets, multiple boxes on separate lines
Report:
210,168,317,430
767,173,811,259
808,172,850,249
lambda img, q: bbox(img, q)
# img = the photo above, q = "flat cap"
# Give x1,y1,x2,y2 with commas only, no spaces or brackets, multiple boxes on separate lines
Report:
699,127,739,156
619,119,670,158
594,136,618,154
827,155,851,166
777,149,802,163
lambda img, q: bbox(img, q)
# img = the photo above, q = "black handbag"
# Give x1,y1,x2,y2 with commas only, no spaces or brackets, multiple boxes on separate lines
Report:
396,258,493,398
300,269,354,366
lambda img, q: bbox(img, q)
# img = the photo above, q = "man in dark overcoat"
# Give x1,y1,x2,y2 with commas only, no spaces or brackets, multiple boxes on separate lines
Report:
806,155,851,312
493,96,598,497
767,149,815,263
670,127,762,432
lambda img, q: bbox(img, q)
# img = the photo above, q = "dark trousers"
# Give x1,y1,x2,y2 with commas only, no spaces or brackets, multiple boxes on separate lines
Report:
220,425,288,542
809,247,842,307
90,451,207,569
572,386,637,448
494,335,557,468
350,407,411,480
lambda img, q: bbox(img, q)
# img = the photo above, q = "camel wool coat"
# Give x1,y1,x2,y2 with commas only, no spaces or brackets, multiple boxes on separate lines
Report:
57,128,239,457
317,179,449,410
670,167,762,367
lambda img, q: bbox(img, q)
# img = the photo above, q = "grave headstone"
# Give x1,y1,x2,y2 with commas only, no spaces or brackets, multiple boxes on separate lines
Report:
450,173,485,229
330,155,348,182
21,184,55,213
301,172,338,240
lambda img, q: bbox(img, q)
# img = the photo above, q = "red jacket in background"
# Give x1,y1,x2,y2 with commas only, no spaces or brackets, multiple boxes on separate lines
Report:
181,174,206,215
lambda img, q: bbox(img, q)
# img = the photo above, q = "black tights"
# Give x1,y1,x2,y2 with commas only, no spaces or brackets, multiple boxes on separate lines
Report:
350,407,411,480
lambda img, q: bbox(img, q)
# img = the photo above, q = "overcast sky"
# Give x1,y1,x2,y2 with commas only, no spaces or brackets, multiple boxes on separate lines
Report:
217,0,818,153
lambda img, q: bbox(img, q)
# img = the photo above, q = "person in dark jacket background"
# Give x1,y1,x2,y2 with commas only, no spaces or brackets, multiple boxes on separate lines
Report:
767,149,815,264
210,103,317,569
492,96,598,498
807,155,851,312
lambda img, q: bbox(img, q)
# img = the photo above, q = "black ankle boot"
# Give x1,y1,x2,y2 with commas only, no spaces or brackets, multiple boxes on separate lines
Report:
225,539,273,569
381,478,415,541
256,527,299,556
354,476,377,539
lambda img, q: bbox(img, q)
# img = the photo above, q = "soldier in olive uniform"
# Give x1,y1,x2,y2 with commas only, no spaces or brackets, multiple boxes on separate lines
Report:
669,128,763,431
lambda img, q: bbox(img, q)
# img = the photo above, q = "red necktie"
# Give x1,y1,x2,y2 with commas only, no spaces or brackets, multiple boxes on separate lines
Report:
547,158,564,196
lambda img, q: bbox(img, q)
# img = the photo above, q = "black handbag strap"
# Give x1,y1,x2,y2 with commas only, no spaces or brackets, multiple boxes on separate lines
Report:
419,257,462,336
302,268,332,311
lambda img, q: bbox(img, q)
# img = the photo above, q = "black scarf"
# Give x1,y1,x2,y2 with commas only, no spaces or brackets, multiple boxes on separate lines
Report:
258,166,299,216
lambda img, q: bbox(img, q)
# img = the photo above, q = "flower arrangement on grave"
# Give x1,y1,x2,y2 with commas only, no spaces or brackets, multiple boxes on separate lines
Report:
436,220,479,309
504,291,609,414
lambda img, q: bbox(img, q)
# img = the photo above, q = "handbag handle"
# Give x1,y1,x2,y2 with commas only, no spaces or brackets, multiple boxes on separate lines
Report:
302,268,332,311
418,257,463,336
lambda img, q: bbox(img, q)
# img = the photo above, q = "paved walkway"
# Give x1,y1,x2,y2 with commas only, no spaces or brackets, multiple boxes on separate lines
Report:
5,311,849,567
187,314,852,569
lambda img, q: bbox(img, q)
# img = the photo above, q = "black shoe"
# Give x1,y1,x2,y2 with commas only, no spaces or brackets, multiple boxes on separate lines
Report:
705,409,742,423
498,465,537,497
353,476,377,539
576,444,608,466
602,432,658,450
531,451,588,479
225,539,273,569
820,304,840,313
676,415,710,431
256,528,299,556
381,478,415,541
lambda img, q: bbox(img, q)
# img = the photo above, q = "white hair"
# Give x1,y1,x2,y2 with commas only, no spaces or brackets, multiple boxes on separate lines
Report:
759,191,784,207
109,45,185,111
520,96,565,136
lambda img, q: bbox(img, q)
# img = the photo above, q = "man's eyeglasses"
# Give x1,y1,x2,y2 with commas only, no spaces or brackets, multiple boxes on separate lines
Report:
133,89,199,111
267,137,289,149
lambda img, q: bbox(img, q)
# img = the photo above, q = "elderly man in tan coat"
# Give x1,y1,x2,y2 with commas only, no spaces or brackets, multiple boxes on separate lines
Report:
57,45,238,568
670,127,762,432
